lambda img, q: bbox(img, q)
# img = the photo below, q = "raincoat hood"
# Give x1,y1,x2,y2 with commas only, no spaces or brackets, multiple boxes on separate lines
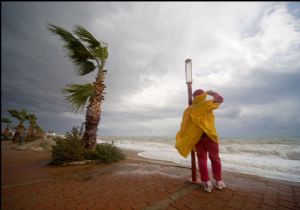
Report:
175,93,220,158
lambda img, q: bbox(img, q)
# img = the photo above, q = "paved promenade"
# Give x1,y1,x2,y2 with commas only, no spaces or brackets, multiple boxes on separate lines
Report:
2,141,300,210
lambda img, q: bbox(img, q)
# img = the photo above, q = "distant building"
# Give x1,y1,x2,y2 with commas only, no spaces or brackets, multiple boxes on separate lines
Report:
46,131,56,137
45,131,65,138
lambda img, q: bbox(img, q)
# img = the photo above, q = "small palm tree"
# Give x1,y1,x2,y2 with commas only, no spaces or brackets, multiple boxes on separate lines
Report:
25,114,37,142
8,109,28,143
35,125,45,139
1,118,12,139
48,24,108,149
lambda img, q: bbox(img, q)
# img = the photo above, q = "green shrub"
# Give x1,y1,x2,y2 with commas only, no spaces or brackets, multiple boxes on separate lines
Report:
92,143,125,163
50,127,86,165
83,148,97,160
50,126,125,165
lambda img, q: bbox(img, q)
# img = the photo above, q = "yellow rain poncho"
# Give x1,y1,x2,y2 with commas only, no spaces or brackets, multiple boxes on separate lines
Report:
175,93,221,158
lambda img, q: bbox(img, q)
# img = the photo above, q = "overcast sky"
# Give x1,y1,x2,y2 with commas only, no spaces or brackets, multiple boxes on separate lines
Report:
1,2,300,138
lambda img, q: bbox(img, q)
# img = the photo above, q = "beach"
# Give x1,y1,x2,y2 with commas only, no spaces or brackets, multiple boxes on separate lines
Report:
2,141,300,210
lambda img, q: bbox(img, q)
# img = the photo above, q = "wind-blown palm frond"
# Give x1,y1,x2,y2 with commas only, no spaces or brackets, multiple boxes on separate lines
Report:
74,25,108,60
8,109,19,119
2,118,12,124
8,109,28,124
19,109,28,119
27,114,37,125
35,125,44,132
73,25,101,49
47,24,96,75
62,83,94,112
91,46,109,60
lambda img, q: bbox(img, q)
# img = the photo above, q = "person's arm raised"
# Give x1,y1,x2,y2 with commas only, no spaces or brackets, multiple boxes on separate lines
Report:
206,90,224,103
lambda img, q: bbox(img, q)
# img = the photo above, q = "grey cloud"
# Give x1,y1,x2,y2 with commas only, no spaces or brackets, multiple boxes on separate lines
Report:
2,2,300,137
219,70,300,106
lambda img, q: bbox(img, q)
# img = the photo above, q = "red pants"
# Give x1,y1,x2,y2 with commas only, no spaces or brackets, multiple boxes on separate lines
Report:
195,134,222,182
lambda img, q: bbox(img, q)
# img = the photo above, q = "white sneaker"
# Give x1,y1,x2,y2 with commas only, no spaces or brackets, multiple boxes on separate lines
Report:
202,181,213,193
215,180,226,190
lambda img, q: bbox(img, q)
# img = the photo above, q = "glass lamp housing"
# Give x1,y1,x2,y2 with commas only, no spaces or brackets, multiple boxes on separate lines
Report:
185,59,192,84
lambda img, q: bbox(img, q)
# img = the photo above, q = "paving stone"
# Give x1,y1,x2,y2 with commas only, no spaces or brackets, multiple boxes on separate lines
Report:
2,141,300,210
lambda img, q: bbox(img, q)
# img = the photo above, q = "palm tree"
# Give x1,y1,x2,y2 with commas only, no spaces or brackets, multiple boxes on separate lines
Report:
25,114,37,142
35,125,45,139
1,118,12,139
8,109,28,143
48,24,108,149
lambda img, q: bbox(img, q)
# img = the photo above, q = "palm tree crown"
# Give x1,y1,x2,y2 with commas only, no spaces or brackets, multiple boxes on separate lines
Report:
48,24,108,112
8,109,28,125
7,109,28,143
2,118,12,124
27,114,37,125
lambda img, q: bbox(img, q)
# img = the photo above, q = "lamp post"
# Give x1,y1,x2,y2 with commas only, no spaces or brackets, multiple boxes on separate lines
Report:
185,59,201,185
185,59,193,103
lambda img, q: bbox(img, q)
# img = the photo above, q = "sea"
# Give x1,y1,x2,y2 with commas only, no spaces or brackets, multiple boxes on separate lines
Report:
97,136,300,183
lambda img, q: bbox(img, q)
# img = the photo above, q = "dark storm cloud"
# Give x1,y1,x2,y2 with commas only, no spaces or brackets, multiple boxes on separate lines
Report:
1,2,96,132
221,70,300,105
1,2,300,137
1,2,145,133
215,70,300,137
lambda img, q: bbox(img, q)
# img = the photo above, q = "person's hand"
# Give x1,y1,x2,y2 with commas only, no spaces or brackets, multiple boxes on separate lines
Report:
206,90,214,95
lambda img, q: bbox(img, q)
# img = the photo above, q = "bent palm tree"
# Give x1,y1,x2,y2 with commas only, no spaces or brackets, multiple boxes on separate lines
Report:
8,109,28,143
48,24,108,149
1,118,12,139
25,114,37,142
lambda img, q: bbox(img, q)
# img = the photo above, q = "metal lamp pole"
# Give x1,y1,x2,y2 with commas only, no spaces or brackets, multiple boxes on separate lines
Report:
185,59,201,184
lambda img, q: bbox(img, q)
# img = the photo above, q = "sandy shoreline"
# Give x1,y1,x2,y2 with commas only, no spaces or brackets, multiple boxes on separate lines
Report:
122,148,183,166
122,148,300,187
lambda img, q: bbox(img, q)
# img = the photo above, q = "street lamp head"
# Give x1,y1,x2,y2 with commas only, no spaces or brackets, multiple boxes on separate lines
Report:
185,59,192,84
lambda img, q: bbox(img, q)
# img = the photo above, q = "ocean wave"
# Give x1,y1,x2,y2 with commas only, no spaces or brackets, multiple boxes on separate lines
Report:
97,137,300,182
220,144,300,160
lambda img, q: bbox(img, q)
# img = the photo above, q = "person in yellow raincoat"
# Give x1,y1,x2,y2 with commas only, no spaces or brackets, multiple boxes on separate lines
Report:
176,89,225,192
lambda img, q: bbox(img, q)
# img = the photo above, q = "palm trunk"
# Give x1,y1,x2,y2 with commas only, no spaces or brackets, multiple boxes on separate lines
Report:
2,124,10,139
82,60,106,149
35,129,44,139
36,131,41,138
32,128,37,139
12,124,24,143
25,125,34,142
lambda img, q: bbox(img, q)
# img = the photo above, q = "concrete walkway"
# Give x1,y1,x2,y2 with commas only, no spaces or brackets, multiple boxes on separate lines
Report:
2,141,300,210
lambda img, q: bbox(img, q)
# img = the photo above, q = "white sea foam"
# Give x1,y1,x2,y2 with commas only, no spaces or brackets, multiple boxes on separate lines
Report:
97,137,300,182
